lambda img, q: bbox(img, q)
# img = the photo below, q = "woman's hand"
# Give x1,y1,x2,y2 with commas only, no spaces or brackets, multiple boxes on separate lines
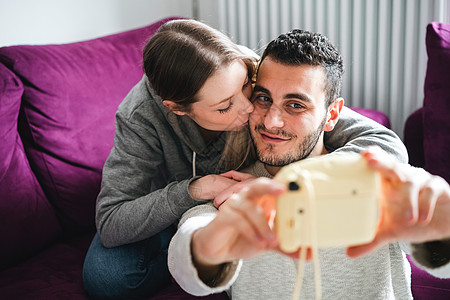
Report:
188,174,239,201
213,171,257,208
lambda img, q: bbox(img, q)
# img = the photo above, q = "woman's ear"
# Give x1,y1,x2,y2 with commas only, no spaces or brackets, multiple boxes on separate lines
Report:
163,100,187,116
323,97,344,132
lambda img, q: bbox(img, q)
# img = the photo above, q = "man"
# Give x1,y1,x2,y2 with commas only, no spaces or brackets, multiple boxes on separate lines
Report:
168,30,450,299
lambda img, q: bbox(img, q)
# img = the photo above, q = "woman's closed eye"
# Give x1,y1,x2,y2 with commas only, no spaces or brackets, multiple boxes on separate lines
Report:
218,101,234,114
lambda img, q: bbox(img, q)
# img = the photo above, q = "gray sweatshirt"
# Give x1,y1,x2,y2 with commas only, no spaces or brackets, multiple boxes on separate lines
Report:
96,75,408,247
168,162,450,299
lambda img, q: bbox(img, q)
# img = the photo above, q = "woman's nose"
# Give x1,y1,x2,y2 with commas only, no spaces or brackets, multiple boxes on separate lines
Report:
239,95,254,115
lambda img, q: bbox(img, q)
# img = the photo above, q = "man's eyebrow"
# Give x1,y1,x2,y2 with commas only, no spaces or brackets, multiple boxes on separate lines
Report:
254,85,312,103
285,93,313,103
253,85,271,95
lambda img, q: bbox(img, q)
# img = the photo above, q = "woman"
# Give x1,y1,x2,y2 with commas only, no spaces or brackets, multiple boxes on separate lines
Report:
83,19,406,299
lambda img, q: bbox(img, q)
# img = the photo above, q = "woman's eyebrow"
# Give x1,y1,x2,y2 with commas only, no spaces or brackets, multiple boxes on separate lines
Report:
210,96,233,107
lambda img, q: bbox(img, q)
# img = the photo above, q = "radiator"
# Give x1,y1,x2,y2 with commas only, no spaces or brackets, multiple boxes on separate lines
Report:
215,0,449,138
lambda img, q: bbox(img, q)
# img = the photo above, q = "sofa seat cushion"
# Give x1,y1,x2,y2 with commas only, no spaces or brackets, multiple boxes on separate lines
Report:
0,17,181,233
0,231,228,300
0,63,61,269
423,22,450,183
408,255,450,300
0,232,95,300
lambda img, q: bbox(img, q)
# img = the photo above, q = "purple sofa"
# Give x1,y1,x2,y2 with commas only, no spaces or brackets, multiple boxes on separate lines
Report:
0,16,225,300
403,22,450,300
0,16,447,299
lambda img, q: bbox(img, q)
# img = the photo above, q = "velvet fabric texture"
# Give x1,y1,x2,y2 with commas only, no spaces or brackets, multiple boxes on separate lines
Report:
408,255,450,300
0,16,230,300
0,63,61,269
403,108,425,168
423,22,450,183
403,22,450,299
349,107,391,129
0,21,164,233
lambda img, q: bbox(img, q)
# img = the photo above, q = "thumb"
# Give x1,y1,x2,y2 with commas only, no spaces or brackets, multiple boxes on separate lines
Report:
242,177,285,201
346,237,386,258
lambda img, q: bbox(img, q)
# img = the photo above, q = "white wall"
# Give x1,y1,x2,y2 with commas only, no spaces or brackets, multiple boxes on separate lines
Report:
0,0,194,46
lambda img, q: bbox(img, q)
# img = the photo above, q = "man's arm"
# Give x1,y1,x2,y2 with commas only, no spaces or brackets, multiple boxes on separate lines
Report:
168,180,284,296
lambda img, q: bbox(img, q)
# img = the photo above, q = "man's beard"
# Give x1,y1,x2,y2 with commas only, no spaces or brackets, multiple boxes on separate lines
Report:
251,117,327,167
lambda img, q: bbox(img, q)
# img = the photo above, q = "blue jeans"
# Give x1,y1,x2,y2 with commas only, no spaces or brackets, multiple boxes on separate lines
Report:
82,225,176,299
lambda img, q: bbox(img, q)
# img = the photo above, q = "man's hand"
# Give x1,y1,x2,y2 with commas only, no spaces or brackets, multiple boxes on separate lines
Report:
347,147,450,258
191,178,285,282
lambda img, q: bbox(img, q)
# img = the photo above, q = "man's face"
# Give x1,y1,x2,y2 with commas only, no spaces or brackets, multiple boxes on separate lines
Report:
249,57,330,167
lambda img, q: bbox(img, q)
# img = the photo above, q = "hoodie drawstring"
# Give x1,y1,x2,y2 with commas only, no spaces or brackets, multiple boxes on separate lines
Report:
192,151,197,177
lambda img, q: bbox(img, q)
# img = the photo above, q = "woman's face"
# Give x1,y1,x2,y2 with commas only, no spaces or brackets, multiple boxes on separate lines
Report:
186,60,254,131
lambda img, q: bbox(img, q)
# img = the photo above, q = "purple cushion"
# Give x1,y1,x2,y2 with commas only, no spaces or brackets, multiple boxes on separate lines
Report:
423,22,450,183
349,107,391,128
0,63,61,269
0,230,227,299
0,17,181,232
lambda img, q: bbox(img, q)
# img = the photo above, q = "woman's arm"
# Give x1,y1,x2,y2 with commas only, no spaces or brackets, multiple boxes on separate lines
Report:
95,108,198,247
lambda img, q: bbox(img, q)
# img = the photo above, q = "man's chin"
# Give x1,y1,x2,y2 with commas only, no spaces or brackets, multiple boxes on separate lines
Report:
257,155,295,167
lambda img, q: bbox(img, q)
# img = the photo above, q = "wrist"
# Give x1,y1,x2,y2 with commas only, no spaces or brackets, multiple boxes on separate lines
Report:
191,228,223,285
188,176,209,201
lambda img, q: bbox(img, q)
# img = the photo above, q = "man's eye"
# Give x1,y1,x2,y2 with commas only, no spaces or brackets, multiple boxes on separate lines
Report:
254,95,270,102
253,95,272,107
288,102,305,110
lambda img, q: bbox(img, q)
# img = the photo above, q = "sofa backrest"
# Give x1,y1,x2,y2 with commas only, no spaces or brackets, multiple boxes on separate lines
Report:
423,22,450,183
0,62,61,269
0,17,181,267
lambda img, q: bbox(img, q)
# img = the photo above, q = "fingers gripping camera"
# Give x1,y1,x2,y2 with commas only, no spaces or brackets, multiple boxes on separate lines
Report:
274,153,381,252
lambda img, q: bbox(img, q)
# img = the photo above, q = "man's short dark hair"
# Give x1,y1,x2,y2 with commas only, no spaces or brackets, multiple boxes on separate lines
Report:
259,29,344,106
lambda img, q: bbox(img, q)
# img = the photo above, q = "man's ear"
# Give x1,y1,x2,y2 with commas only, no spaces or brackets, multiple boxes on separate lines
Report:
323,97,344,132
162,100,187,116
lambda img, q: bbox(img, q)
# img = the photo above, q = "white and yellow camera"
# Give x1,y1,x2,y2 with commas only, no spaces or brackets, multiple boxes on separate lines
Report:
274,153,380,252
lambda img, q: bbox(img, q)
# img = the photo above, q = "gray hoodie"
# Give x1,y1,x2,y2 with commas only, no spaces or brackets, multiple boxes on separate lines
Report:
96,76,408,247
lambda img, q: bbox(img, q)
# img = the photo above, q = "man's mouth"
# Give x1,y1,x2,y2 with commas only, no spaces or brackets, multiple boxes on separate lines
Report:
260,131,291,143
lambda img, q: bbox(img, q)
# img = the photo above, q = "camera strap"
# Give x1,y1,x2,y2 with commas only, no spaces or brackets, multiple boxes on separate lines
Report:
291,171,322,300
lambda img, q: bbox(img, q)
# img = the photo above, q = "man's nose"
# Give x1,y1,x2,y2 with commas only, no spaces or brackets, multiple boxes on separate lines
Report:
264,106,284,129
